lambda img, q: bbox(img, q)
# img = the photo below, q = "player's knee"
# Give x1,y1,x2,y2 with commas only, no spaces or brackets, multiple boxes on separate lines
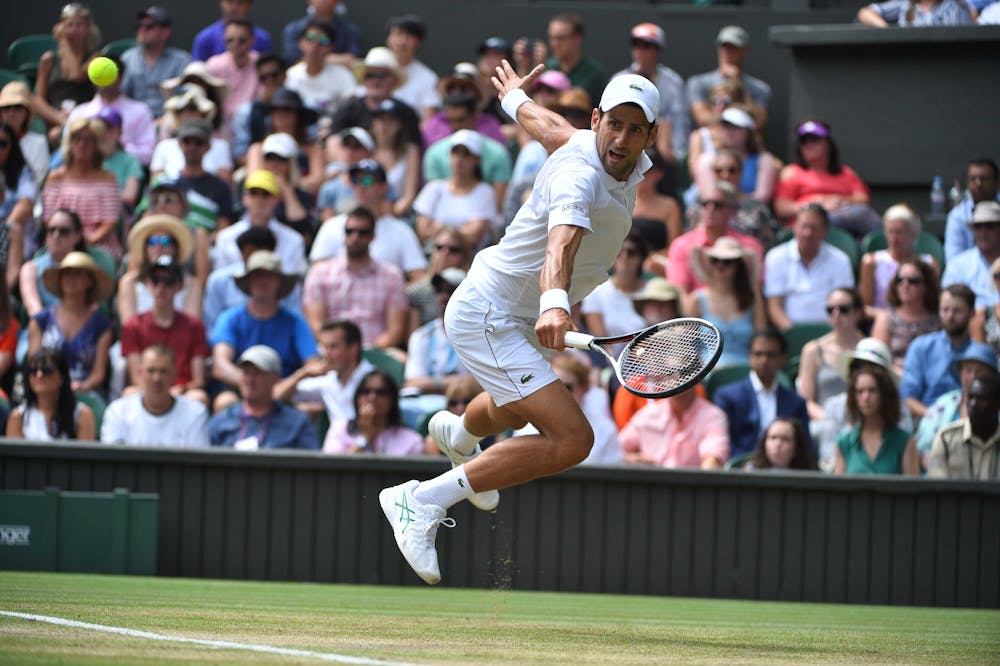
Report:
553,424,593,468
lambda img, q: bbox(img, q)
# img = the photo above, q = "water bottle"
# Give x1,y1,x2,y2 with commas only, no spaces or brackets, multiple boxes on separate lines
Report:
930,175,945,216
948,180,963,209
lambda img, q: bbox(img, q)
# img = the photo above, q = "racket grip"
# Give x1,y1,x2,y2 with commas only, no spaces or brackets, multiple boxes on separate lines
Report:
563,331,595,349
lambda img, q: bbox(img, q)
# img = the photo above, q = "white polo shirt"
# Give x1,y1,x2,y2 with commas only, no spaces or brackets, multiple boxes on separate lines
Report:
213,217,307,275
309,213,428,275
764,240,855,324
467,129,651,320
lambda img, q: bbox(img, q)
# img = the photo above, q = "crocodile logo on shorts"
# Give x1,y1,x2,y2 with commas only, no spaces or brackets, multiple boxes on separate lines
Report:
520,373,534,384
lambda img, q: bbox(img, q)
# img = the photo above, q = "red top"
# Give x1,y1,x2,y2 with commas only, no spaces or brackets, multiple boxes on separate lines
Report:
120,311,209,386
775,163,870,207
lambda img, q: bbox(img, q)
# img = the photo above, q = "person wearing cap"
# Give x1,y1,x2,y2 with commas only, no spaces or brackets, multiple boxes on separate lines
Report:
915,342,998,470
928,371,1000,480
691,105,778,205
247,132,316,239
415,129,499,250
544,13,607,111
101,344,210,446
713,327,811,461
208,344,319,449
191,0,273,62
205,18,261,133
91,106,144,212
385,14,440,120
614,22,689,162
0,81,50,189
764,204,855,329
901,284,976,419
972,254,1000,354
303,206,409,351
310,159,427,282
28,251,114,396
210,249,316,410
331,47,422,148
172,119,235,231
376,65,663,584
151,85,234,183
285,20,355,115
63,55,156,167
942,201,1000,309
475,37,517,127
423,64,506,148
944,158,999,262
858,0,973,26
120,6,192,119
282,0,363,66
231,54,287,164
119,253,210,406
317,126,376,218
246,88,323,194
686,25,771,130
213,169,307,277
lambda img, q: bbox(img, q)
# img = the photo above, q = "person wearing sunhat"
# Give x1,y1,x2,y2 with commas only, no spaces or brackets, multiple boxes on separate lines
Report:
686,25,771,129
118,213,198,323
210,249,316,412
152,84,233,183
0,81,50,188
28,251,114,396
159,62,229,124
331,47,421,148
247,87,324,194
422,63,505,147
208,344,318,449
120,6,192,119
942,201,1000,310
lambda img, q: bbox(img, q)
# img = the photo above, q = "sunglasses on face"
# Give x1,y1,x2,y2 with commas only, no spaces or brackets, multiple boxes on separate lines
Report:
798,134,824,145
149,274,181,287
344,226,373,237
304,32,331,46
710,96,733,106
708,256,738,266
28,363,57,376
359,386,392,397
46,226,76,237
263,152,289,162
630,40,658,50
71,133,95,144
896,275,924,286
151,192,182,206
350,173,381,187
146,234,175,247
364,70,392,81
434,243,463,254
826,304,853,315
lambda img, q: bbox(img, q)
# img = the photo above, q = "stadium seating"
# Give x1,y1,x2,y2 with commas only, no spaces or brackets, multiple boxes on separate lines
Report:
74,391,106,439
783,322,832,381
0,68,28,88
100,39,136,58
860,230,945,269
361,348,405,387
6,34,56,83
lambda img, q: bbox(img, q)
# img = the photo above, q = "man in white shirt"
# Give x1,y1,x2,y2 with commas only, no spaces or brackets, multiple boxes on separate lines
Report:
284,19,355,115
101,345,210,446
384,14,440,120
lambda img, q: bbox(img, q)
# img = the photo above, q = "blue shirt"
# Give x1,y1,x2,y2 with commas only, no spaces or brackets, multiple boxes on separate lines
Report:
192,21,273,62
941,247,998,310
203,264,303,333
867,0,974,25
120,46,191,118
944,192,1000,262
900,330,970,407
210,305,317,378
208,401,319,449
281,13,363,64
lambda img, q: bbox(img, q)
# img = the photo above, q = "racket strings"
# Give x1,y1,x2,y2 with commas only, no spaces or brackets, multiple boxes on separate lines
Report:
620,325,720,394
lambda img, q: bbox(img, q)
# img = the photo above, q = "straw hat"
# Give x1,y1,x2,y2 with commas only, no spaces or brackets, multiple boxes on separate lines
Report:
234,250,298,299
353,47,406,87
127,214,193,265
41,251,114,303
163,83,217,122
632,277,681,303
0,81,32,109
691,236,760,285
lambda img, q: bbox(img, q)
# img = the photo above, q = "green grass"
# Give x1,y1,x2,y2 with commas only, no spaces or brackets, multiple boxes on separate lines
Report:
0,572,998,664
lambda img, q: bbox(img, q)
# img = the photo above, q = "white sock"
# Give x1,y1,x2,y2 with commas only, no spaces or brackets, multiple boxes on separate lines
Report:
414,465,476,510
452,414,483,456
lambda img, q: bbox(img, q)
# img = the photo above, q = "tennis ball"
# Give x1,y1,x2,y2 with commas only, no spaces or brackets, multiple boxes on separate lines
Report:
87,57,119,87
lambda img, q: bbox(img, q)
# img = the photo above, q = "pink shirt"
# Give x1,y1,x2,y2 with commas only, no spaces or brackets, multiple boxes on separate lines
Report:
41,176,123,260
206,51,259,130
302,256,408,348
775,163,869,208
66,95,157,166
619,395,729,468
323,419,424,455
666,226,764,293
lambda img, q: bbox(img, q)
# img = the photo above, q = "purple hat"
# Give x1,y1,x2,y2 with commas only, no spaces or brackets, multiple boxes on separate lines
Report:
797,120,830,139
94,106,122,129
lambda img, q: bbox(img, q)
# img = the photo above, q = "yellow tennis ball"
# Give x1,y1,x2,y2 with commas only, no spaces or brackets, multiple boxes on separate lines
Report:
87,57,119,87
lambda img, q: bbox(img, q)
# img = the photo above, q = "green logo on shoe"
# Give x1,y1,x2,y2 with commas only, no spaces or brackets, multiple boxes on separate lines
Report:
396,493,416,533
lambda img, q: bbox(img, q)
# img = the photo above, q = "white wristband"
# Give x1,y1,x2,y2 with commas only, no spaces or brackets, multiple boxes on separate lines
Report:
500,88,531,123
539,289,571,317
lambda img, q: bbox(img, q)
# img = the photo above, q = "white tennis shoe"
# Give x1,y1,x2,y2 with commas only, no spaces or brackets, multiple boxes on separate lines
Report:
379,480,455,585
429,411,500,512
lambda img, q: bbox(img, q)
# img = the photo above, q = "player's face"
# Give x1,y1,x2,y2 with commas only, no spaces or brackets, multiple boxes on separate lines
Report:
591,105,656,182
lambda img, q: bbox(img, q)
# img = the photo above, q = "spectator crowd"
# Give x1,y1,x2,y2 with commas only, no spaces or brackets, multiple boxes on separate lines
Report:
1,2,997,481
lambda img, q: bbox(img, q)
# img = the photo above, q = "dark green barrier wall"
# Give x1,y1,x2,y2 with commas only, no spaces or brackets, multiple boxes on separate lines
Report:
1,441,997,608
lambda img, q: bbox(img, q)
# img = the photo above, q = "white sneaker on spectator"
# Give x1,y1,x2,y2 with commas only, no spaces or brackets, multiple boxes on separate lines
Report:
379,480,455,585
429,411,500,512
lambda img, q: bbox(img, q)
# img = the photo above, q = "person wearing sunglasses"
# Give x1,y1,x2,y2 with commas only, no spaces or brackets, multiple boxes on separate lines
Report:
285,20,354,116
799,288,866,421
690,105,777,209
153,84,233,184
205,18,260,137
18,209,94,318
0,122,33,292
120,6,192,119
246,88,323,194
407,228,471,328
0,82,49,190
281,0,363,67
231,54,287,165
119,213,200,323
871,260,942,375
323,369,422,455
191,0,273,63
6,349,95,441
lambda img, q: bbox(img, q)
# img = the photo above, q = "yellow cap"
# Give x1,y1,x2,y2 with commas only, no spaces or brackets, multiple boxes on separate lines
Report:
244,169,280,196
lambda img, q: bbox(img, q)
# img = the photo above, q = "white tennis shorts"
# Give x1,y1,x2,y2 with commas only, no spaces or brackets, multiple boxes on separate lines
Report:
444,281,558,407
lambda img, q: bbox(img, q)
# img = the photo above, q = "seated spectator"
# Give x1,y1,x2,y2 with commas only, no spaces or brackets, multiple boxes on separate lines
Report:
581,231,649,341
120,6,192,119
168,120,235,232
205,18,261,140
0,121,33,290
29,252,113,397
210,250,316,410
425,375,486,454
944,158,998,262
663,181,763,295
119,214,202,324
686,237,767,368
404,268,470,396
371,98,421,217
798,287,866,420
32,3,99,140
901,284,976,419
695,149,780,250
18,210,93,317
619,386,729,469
859,204,939,317
692,106,777,205
422,65,505,147
631,150,681,253
158,63,228,132
834,364,919,475
415,130,499,251
5,349,95,441
323,369,423,455
213,169,307,276
773,119,879,237
250,132,317,243
138,178,214,280
928,372,1000,480
275,319,374,423
942,201,1000,309
0,285,17,395
100,345,210,446
384,14,441,121
543,12,607,108
231,54,287,165
284,19,355,115
765,203,855,328
871,260,942,374
246,88,323,194
0,81,49,189
303,207,409,350
687,25,771,129
408,228,472,328
745,417,817,471
858,0,974,25
713,328,810,460
318,126,375,218
913,342,997,470
41,118,123,261
192,0,273,61
971,256,1000,355
152,84,233,183
282,0,362,65
686,79,751,180
119,256,210,406
92,107,143,213
209,345,318,449
474,36,517,128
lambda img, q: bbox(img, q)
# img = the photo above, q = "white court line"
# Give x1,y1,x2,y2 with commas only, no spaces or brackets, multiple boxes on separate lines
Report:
0,610,418,666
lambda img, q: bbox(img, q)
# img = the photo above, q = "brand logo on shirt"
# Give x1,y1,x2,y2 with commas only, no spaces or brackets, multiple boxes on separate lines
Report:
458,479,465,488
561,203,585,214
520,373,534,384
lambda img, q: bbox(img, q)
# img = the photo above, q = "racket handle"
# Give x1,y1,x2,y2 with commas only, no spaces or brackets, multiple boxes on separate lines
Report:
563,331,595,350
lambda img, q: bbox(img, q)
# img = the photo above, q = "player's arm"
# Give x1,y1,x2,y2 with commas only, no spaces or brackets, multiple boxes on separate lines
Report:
536,224,586,350
492,60,575,155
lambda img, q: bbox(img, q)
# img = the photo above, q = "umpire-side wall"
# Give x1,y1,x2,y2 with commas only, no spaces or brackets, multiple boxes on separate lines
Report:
2,441,997,608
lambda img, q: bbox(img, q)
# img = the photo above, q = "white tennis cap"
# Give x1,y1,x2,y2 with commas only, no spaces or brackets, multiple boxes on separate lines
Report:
599,74,659,124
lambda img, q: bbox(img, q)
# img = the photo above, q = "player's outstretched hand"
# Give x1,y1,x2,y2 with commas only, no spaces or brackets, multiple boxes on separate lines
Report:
491,59,544,101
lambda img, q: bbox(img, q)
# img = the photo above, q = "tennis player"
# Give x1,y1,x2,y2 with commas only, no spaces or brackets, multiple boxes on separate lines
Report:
381,61,660,584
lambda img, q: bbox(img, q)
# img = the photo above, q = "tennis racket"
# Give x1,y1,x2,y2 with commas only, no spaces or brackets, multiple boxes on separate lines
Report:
563,318,723,398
